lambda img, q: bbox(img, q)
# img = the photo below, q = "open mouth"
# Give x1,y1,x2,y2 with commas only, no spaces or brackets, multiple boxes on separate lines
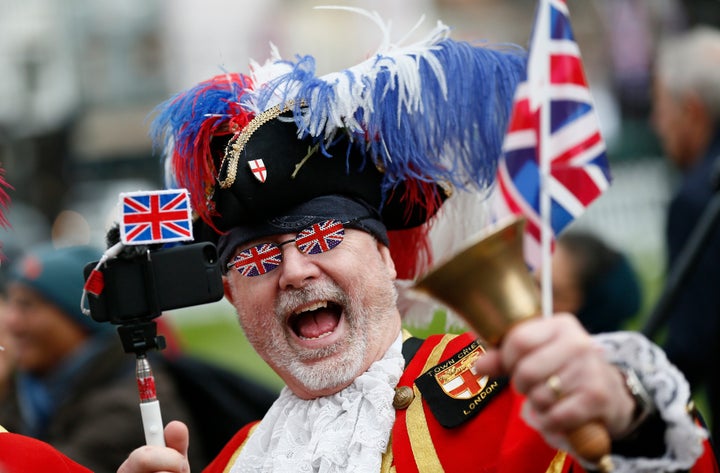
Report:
288,300,343,340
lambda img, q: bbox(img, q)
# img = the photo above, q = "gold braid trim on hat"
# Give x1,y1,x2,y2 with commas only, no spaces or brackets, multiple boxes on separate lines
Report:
218,99,302,189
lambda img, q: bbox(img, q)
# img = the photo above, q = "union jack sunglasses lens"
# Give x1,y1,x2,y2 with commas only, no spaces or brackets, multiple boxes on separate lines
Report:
228,219,347,277
295,219,345,255
230,243,282,277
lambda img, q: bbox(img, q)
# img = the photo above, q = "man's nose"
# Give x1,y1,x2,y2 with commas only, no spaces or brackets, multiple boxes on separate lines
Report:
277,244,322,289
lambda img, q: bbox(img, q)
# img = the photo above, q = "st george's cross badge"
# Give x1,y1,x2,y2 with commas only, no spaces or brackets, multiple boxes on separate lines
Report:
248,159,267,183
434,349,489,399
415,338,508,427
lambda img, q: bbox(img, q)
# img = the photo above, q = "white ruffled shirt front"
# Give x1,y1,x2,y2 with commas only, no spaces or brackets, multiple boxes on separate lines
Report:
230,334,404,473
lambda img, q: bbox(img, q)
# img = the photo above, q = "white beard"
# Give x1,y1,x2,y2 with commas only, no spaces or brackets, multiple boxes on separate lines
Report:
229,333,404,473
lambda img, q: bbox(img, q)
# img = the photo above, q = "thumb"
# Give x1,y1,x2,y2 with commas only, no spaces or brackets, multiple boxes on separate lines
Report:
164,421,190,458
473,347,505,378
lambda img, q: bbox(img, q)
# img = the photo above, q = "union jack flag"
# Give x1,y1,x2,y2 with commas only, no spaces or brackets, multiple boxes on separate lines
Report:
296,220,345,255
230,244,282,277
120,189,193,245
495,0,611,269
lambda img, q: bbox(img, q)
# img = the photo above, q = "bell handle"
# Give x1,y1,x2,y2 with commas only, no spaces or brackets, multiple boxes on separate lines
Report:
568,420,613,472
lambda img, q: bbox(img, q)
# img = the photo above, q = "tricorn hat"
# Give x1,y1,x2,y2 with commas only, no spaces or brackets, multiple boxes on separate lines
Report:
151,12,526,278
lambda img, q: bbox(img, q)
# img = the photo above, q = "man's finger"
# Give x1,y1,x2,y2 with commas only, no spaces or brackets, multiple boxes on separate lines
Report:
164,421,190,458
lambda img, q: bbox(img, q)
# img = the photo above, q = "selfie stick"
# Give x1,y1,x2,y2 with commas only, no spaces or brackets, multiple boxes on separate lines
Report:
136,354,166,446
108,249,169,448
114,322,169,448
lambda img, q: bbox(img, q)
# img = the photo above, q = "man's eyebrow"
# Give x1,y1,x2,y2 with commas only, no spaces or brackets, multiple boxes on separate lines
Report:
239,234,285,249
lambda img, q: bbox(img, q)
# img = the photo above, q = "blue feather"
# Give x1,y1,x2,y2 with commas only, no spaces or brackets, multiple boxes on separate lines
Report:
243,26,526,207
149,73,253,220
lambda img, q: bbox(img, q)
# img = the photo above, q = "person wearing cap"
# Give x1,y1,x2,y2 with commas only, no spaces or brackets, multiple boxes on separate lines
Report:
119,17,717,473
0,165,91,472
0,244,205,473
543,231,643,334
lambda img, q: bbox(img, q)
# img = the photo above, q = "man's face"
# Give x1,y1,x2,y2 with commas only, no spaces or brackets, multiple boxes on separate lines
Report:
5,283,87,376
224,228,401,399
547,243,583,315
0,295,17,384
651,78,697,170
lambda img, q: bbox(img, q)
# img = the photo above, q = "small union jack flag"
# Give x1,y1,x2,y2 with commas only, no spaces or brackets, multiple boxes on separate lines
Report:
230,244,282,277
296,220,345,255
494,0,611,269
120,189,193,245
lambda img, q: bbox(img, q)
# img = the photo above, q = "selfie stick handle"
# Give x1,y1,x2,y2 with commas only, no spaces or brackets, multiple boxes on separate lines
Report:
136,355,166,447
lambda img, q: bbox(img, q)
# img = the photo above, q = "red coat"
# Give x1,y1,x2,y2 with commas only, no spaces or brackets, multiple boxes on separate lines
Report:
204,333,719,473
0,431,92,473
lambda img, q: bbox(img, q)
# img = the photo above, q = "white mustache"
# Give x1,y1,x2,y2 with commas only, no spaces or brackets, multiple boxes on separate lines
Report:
275,281,347,317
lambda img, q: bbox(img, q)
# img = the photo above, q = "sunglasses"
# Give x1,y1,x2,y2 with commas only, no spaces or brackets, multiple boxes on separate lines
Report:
227,218,369,277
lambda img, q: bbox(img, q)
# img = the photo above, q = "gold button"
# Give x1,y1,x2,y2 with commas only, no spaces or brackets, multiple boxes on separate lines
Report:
393,386,414,410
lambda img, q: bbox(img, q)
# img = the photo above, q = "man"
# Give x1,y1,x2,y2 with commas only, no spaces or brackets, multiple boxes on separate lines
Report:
651,26,720,453
545,231,642,334
0,244,205,473
119,19,717,473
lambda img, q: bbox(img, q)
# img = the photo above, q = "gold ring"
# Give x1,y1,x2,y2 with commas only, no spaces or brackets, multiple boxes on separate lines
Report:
546,375,562,399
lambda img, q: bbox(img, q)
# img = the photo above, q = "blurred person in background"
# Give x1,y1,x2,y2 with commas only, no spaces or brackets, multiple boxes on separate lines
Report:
0,243,32,402
0,170,94,472
651,25,720,453
0,244,204,473
0,265,16,401
546,231,642,334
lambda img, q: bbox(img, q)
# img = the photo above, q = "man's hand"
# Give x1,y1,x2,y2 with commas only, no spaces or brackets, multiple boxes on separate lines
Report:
473,314,636,441
117,421,191,473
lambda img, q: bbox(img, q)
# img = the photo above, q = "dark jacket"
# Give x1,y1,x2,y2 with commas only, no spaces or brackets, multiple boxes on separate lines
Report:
0,336,204,473
663,130,720,452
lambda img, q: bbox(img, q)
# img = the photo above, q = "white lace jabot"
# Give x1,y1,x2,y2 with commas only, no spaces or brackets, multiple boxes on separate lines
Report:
230,333,404,473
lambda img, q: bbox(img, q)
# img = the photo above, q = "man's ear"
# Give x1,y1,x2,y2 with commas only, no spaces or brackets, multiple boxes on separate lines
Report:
377,242,397,279
222,276,235,305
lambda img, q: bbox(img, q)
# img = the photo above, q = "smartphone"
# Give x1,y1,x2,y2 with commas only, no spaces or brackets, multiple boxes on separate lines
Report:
84,242,224,323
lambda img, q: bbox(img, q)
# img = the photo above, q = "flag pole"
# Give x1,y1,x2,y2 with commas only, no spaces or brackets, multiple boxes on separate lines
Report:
536,0,554,319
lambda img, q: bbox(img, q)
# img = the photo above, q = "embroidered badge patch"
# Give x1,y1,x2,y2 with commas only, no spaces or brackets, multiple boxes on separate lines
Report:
248,159,267,183
415,338,508,428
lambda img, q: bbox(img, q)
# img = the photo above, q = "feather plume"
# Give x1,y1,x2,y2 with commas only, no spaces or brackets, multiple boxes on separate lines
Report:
0,166,11,229
244,18,526,214
150,9,526,287
150,73,253,229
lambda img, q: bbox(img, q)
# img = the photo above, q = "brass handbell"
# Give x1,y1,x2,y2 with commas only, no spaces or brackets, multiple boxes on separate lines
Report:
413,217,613,472
414,216,540,345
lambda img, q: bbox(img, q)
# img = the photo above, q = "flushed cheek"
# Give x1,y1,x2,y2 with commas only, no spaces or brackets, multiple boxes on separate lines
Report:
236,298,288,356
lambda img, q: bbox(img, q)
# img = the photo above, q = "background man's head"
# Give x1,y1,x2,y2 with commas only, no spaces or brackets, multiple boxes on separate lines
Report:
5,244,106,375
548,232,641,334
652,26,720,169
